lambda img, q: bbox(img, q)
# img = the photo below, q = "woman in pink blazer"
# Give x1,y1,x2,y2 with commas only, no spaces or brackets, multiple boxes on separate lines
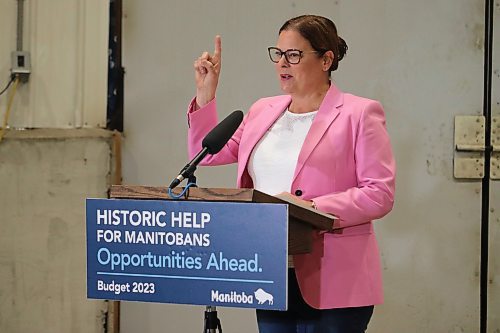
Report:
189,15,395,333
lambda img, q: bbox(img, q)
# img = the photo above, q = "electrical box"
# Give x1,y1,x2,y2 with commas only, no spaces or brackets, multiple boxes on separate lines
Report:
11,51,31,82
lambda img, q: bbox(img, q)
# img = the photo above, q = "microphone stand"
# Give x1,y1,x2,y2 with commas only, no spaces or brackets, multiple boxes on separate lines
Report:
184,174,197,199
180,173,222,333
203,306,222,333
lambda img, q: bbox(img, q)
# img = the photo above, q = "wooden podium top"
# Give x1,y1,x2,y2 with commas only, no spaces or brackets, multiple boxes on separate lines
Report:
110,185,336,231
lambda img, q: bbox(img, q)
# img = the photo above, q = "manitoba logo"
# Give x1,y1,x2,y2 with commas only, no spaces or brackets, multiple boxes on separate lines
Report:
211,290,253,304
254,288,274,305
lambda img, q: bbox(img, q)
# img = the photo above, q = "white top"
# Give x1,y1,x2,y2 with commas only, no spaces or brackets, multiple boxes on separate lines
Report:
248,109,318,195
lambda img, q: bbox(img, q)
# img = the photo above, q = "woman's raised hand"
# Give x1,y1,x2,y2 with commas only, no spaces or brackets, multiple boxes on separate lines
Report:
194,35,222,108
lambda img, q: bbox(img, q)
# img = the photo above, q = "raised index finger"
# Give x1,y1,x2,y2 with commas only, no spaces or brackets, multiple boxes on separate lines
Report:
213,35,222,63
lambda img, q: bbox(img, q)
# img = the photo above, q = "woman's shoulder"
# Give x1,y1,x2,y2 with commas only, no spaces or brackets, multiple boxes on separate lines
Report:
326,84,383,116
340,92,385,118
343,92,382,108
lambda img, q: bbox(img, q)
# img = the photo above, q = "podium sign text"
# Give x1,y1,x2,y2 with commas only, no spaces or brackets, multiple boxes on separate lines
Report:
86,198,288,310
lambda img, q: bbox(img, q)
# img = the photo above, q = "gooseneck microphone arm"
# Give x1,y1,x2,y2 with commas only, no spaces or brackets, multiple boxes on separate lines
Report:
168,110,244,190
168,147,209,189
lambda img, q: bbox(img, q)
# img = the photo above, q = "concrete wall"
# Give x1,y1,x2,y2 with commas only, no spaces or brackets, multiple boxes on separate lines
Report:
0,129,115,332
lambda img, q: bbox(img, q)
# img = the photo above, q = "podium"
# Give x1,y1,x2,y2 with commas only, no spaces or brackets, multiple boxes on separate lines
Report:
109,185,337,255
88,185,337,332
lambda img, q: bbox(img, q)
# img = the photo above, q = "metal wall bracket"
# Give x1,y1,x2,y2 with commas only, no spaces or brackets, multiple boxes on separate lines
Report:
492,116,500,152
454,116,485,179
454,153,485,179
455,116,485,151
492,154,500,180
491,116,500,180
454,115,500,180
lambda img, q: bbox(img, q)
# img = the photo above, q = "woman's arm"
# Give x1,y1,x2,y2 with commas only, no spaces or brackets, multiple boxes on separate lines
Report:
313,101,396,227
187,97,244,166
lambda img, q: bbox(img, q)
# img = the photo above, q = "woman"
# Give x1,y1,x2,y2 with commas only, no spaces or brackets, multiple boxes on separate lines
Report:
188,15,395,333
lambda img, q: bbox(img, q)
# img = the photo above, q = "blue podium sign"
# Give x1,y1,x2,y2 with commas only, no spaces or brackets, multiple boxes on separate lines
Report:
86,198,288,310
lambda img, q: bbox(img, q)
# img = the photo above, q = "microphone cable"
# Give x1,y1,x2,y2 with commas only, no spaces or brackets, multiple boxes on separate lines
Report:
0,75,20,144
0,75,15,97
167,181,198,199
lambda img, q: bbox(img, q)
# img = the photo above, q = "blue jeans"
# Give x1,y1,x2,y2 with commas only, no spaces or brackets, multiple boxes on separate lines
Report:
256,269,374,333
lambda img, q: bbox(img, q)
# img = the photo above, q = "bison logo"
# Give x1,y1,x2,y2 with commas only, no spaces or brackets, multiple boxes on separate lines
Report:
254,288,274,305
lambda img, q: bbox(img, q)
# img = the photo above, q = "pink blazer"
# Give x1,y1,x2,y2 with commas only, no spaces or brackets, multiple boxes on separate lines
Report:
187,84,396,309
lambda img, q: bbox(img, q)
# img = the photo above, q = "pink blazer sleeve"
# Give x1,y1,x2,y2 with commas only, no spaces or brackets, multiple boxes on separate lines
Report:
313,101,395,226
187,97,243,166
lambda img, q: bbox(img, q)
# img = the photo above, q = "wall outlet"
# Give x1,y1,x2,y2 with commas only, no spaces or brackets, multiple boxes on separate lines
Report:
11,51,31,82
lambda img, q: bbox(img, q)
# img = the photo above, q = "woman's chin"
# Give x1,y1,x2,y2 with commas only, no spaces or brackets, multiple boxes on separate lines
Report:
279,83,294,94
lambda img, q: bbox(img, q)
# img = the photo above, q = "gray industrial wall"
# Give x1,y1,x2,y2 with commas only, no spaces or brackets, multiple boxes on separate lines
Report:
121,1,500,332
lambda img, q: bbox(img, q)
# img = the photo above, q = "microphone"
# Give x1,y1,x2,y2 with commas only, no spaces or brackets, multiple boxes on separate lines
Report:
168,110,244,189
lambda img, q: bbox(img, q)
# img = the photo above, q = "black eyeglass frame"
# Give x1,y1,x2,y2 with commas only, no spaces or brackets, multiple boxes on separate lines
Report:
267,47,320,64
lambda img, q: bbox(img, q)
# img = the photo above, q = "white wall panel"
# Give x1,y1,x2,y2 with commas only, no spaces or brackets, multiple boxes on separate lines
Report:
343,1,484,332
488,1,500,332
0,0,108,129
122,0,487,332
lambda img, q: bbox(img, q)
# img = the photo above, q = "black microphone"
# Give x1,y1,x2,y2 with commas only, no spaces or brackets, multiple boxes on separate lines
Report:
168,110,244,189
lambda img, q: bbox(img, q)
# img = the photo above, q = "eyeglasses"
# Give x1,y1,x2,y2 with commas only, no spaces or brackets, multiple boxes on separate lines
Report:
267,47,319,64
